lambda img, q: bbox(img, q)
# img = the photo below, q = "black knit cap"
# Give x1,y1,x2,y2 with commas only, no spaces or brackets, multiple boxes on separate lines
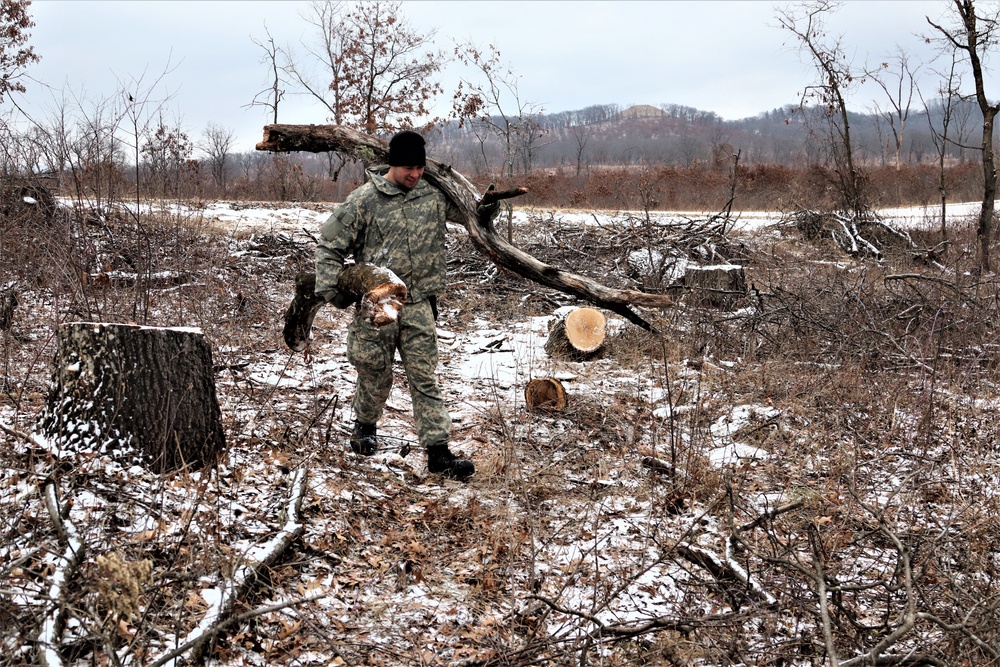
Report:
387,130,426,167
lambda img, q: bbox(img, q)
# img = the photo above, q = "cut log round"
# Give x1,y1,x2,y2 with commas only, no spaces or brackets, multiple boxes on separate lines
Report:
525,377,568,411
544,307,607,360
38,323,226,473
336,263,407,328
564,307,607,352
282,264,407,352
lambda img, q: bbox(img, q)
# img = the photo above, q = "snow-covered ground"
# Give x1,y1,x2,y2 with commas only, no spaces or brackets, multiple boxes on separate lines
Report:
184,199,981,236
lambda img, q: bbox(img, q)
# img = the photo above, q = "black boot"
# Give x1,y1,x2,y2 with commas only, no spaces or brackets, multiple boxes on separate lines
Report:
427,445,475,481
350,422,378,456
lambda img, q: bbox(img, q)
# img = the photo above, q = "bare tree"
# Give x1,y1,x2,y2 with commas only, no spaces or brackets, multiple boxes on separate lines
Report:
452,41,545,183
279,0,349,126
677,133,700,167
452,41,545,242
568,124,591,177
246,24,284,125
928,0,1000,273
141,117,193,198
778,0,868,219
920,50,962,239
867,48,920,173
282,0,445,134
275,0,445,184
201,122,235,194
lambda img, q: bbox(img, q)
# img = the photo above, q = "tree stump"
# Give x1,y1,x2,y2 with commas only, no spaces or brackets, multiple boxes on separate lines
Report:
283,264,407,352
38,323,226,473
524,377,568,411
544,307,607,360
681,264,747,308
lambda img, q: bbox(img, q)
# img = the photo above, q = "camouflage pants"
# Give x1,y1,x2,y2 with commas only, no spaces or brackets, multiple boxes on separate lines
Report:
346,298,451,448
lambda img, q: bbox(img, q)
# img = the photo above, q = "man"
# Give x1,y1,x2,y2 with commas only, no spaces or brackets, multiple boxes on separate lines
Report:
315,130,484,481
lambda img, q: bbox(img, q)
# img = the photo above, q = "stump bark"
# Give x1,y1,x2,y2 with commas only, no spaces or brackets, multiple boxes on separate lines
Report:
544,307,607,360
681,264,747,308
39,323,226,473
283,263,407,352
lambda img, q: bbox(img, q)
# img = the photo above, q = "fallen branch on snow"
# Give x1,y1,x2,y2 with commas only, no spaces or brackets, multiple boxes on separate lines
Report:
151,466,310,667
0,419,31,444
675,542,776,609
37,482,86,667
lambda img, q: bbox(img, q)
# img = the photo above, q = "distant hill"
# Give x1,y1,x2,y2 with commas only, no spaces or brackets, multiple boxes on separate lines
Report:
432,98,976,172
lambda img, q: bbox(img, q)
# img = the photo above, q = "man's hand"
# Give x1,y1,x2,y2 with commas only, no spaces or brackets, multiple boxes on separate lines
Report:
476,184,502,222
328,291,357,309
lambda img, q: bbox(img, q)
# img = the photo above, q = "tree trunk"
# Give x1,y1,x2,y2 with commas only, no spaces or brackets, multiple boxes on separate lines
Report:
39,323,225,473
283,263,407,352
257,124,672,330
977,106,997,274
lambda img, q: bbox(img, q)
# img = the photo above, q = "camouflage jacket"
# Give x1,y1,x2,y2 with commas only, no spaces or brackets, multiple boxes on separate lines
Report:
315,166,461,303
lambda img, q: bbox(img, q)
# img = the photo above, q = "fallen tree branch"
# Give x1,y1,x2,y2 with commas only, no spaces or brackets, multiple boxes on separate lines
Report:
37,482,86,667
153,466,310,667
526,593,740,639
148,593,324,667
257,124,672,330
0,419,31,444
737,498,805,533
675,543,776,609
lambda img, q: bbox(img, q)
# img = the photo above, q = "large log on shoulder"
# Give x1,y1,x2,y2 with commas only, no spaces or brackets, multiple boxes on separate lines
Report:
38,323,226,473
257,124,672,331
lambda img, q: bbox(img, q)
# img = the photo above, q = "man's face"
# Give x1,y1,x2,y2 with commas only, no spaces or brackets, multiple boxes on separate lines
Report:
386,165,425,190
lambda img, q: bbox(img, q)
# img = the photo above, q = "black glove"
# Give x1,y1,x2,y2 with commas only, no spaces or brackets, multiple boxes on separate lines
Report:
476,184,501,221
329,291,356,309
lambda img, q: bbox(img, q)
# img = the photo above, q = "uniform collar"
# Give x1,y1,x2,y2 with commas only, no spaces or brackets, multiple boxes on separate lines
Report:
367,165,428,197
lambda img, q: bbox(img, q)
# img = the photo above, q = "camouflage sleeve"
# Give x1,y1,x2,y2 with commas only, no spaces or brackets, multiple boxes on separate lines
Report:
315,200,361,300
444,195,465,224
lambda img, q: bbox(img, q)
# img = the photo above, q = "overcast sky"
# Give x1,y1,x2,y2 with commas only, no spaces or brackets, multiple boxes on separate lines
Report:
13,0,961,153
